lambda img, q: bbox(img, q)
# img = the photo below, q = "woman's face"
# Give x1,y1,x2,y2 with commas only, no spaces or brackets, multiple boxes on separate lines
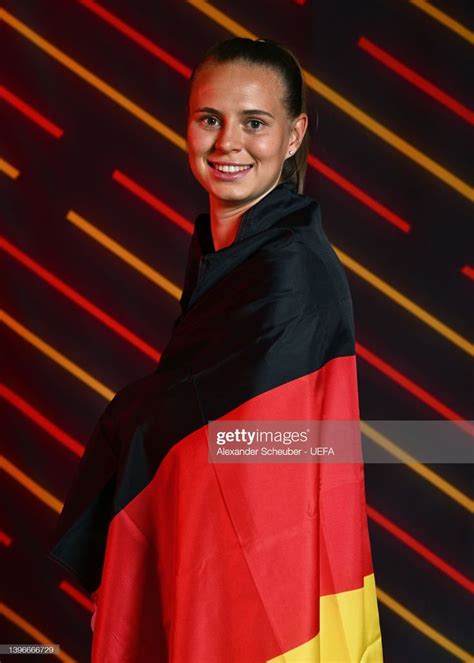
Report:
187,62,306,207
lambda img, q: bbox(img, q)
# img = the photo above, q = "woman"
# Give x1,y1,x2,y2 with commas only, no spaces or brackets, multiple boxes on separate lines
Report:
48,38,383,662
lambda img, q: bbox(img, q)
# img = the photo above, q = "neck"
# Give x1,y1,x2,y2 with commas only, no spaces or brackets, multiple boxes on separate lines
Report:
209,203,247,251
209,183,281,251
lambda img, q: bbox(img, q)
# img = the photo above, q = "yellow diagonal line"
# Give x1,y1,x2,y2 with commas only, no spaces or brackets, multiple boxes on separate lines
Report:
0,310,114,400
0,603,76,662
186,0,473,201
0,8,186,152
362,423,473,512
0,157,20,179
409,0,474,44
0,455,62,513
1,7,471,353
334,246,474,356
66,210,182,299
377,588,473,660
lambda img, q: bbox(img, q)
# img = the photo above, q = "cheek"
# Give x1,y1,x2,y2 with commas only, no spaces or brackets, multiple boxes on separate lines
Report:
250,134,285,159
187,126,212,156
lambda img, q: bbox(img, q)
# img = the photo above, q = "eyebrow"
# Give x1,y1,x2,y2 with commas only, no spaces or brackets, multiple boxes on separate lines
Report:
193,106,275,119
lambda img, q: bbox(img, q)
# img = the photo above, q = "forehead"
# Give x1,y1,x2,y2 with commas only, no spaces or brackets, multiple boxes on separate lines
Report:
190,62,284,112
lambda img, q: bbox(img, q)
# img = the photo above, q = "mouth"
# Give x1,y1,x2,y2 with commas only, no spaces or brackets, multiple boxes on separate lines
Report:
207,160,254,180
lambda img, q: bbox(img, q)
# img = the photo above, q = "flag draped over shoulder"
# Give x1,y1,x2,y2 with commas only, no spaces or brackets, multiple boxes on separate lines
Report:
48,180,383,662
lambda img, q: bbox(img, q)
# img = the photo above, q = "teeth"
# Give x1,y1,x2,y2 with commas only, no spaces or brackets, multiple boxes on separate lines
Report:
210,163,252,173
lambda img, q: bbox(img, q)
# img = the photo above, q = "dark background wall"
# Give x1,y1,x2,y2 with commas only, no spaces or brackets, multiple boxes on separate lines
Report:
2,1,472,661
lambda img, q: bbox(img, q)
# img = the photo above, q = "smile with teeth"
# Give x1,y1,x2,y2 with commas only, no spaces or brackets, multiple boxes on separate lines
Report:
208,161,253,173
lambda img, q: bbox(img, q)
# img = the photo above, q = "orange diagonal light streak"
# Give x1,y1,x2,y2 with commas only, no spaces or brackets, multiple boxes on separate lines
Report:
1,603,76,662
66,210,182,299
1,455,62,513
1,310,114,400
361,422,473,512
0,157,20,179
1,236,161,361
335,247,473,356
409,0,474,44
377,589,473,659
0,8,185,152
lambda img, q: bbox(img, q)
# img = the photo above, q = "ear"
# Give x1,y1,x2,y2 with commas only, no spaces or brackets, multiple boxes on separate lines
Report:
287,113,308,156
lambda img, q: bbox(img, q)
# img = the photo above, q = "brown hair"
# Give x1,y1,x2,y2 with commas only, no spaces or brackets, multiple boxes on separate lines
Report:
187,37,313,194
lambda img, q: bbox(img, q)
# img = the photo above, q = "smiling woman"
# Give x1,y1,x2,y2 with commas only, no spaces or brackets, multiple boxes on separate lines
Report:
48,37,383,663
186,39,310,250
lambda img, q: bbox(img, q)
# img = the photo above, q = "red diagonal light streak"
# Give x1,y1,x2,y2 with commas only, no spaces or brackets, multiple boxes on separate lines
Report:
0,236,161,362
78,0,192,78
112,170,194,233
0,530,13,547
356,342,474,435
59,580,94,611
0,85,64,137
460,265,474,281
367,506,474,593
358,37,474,125
1,383,84,457
308,155,411,233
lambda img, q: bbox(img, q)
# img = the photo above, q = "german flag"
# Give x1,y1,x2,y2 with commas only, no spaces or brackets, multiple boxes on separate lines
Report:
48,181,383,662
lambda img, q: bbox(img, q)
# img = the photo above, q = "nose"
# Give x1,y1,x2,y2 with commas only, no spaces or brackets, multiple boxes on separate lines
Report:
213,119,243,153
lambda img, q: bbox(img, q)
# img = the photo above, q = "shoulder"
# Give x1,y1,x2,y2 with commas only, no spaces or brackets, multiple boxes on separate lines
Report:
277,198,353,307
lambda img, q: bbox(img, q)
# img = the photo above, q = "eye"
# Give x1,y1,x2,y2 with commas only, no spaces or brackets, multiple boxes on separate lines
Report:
198,116,266,131
199,115,220,128
247,119,265,131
